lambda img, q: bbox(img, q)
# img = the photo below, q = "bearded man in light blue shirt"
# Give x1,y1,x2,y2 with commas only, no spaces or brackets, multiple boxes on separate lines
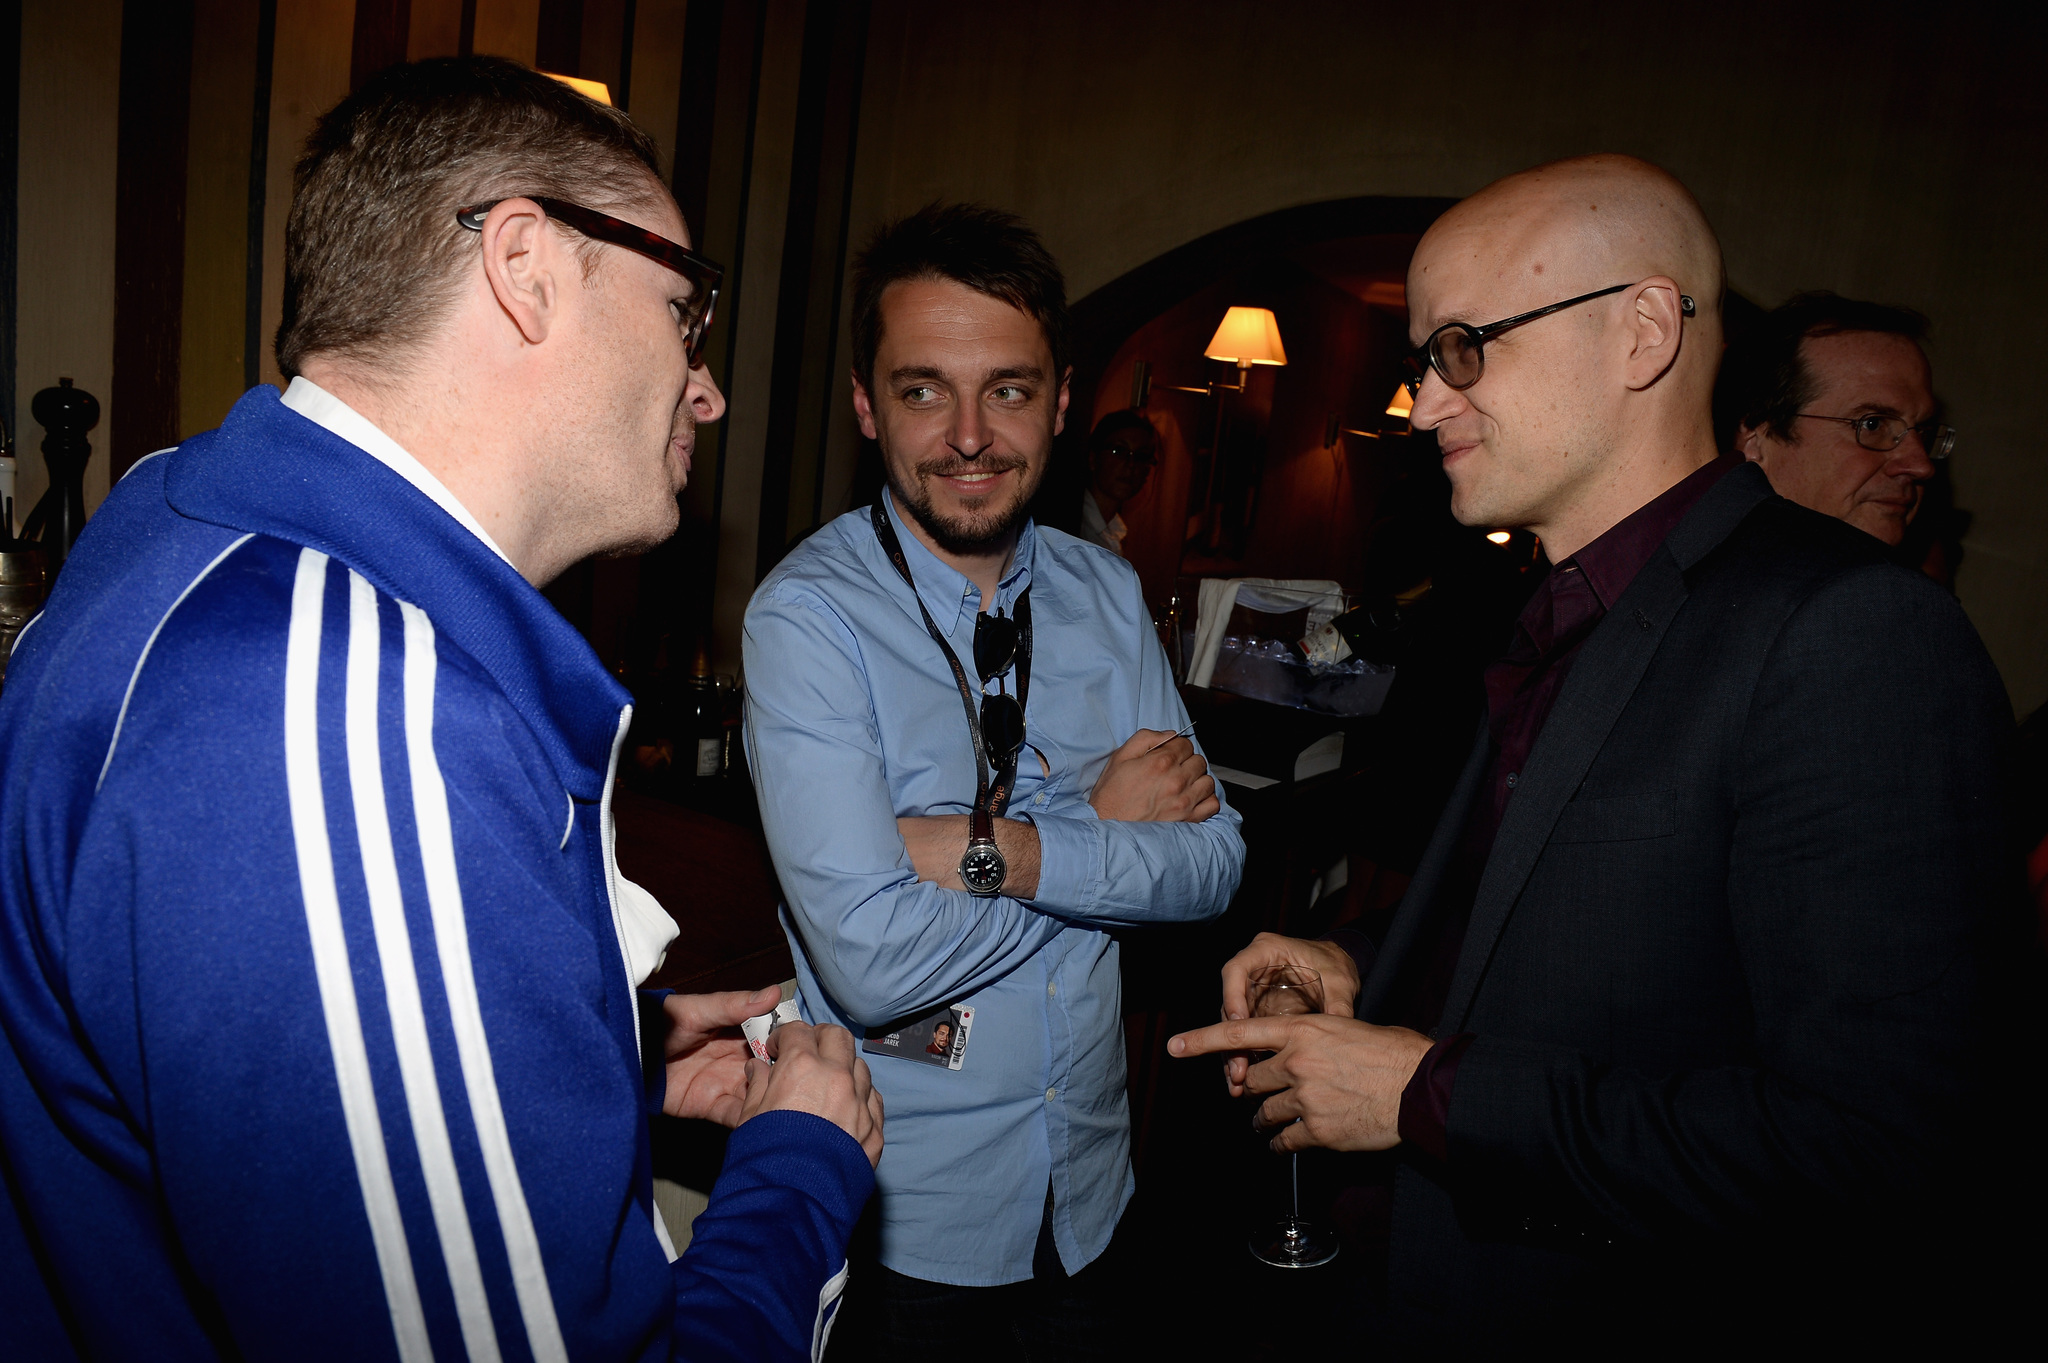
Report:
743,204,1245,1357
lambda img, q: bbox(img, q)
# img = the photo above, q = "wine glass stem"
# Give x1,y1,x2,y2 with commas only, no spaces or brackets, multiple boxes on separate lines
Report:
1290,1152,1301,1223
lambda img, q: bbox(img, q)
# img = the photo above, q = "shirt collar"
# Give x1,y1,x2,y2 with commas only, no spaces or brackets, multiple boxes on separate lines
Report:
877,488,1037,635
280,376,516,568
1080,491,1120,532
1566,454,1740,609
165,385,628,798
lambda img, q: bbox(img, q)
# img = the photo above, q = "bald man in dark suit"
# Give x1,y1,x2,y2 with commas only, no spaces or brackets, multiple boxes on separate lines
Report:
1171,155,2025,1351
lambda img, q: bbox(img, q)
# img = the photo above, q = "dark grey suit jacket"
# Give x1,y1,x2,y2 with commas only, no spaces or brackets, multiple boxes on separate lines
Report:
1362,462,2018,1343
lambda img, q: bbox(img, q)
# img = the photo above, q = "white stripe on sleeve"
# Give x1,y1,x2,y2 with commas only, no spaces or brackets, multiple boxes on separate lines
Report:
398,600,569,1363
812,1260,851,1362
284,548,433,1362
345,572,503,1363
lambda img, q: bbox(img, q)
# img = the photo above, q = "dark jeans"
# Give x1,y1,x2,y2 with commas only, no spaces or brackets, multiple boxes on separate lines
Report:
828,1195,1134,1361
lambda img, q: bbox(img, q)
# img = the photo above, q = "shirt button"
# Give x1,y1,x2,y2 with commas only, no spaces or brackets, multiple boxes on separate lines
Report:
1046,1087,1058,1101
1505,772,1519,788
1048,982,1058,998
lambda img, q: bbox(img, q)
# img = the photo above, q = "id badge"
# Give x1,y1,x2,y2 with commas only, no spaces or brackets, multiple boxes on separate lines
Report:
862,1002,973,1071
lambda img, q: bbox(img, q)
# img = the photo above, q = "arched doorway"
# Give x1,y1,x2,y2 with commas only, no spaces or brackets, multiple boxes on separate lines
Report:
1041,195,1462,606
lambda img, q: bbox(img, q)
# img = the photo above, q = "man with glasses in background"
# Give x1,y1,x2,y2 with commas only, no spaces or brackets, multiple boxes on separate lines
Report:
743,203,1243,1358
0,58,881,1361
1723,292,1953,548
1171,154,2016,1351
1077,410,1161,556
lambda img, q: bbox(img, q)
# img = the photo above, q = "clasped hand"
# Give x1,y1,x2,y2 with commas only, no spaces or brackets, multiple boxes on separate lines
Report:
659,986,884,1167
1168,933,1432,1153
1087,729,1219,823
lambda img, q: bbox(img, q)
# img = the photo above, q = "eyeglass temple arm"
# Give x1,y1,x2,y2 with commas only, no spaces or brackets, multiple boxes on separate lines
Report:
1473,283,1633,339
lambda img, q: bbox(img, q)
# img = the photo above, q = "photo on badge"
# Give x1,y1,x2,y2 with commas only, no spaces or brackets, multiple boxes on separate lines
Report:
863,1002,974,1069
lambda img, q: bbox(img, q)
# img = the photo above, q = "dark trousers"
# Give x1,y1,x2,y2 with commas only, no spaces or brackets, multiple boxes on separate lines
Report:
828,1194,1133,1361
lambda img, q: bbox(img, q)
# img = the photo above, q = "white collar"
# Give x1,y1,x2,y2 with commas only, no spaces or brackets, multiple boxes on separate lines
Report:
280,376,516,568
1080,490,1127,548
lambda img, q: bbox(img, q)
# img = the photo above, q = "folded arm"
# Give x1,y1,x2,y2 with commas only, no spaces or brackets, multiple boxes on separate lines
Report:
893,727,1221,902
744,595,1072,1028
1022,598,1245,926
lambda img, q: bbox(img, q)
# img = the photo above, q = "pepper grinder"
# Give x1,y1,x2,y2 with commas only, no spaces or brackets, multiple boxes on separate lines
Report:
22,377,99,574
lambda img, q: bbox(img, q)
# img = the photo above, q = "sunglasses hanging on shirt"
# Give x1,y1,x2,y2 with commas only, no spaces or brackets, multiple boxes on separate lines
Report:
870,501,1031,896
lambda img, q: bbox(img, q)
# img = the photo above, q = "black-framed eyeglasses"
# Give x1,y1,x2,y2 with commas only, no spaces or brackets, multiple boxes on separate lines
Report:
1796,412,1955,461
1401,281,1696,397
455,196,724,368
974,612,1024,759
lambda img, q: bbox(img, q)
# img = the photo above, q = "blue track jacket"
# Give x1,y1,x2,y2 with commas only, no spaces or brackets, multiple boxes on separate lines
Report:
0,387,872,1361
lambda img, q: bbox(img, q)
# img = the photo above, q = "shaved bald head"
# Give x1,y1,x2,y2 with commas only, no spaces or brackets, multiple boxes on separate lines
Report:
1428,154,1724,348
1407,154,1726,559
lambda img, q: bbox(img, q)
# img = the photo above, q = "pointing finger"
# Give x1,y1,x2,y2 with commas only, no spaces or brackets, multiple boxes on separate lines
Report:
1168,1016,1291,1058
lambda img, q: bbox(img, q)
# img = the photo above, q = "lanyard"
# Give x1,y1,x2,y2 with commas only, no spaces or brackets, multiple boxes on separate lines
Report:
870,500,1031,821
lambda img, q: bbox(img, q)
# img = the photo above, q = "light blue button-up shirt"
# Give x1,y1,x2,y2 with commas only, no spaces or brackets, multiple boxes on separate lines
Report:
742,494,1244,1286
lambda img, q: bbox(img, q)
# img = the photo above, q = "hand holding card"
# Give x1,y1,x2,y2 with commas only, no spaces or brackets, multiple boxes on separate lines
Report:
740,1020,886,1167
660,985,782,1127
741,997,804,1062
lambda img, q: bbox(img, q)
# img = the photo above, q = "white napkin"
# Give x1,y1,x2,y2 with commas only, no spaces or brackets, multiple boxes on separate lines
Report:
1186,577,1346,687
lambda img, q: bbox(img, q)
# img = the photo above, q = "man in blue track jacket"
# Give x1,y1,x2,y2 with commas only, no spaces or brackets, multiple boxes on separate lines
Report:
0,59,880,1361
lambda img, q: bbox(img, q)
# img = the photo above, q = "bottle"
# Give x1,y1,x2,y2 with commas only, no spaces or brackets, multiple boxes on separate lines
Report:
679,644,728,780
1,408,16,539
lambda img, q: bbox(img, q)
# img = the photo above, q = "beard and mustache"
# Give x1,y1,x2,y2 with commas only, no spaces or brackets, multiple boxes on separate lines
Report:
890,452,1043,557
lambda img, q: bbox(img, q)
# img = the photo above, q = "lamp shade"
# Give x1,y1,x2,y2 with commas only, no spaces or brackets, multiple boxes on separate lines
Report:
545,73,613,105
1204,307,1287,366
1385,384,1414,419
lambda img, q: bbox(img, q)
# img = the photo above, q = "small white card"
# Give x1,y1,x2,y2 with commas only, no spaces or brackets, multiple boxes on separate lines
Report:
740,997,804,1062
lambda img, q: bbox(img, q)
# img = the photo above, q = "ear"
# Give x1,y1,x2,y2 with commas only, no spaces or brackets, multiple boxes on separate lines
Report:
1621,277,1687,391
1735,421,1767,463
477,198,561,346
851,370,880,440
1053,366,1073,438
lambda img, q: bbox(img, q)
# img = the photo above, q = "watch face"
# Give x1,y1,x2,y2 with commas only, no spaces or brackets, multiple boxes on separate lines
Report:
960,843,1007,896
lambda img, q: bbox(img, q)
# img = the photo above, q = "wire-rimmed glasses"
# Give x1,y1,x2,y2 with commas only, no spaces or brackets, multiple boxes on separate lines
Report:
1796,411,1956,461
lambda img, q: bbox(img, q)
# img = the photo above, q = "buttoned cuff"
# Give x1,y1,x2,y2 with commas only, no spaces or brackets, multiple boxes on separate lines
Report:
1024,809,1103,913
1398,1031,1476,1163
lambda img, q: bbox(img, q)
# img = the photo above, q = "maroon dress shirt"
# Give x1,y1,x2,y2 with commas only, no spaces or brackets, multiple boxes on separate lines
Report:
1394,455,1740,1162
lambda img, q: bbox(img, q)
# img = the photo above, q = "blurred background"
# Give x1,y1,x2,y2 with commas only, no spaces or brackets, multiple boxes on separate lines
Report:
7,0,2045,706
7,2,2045,1339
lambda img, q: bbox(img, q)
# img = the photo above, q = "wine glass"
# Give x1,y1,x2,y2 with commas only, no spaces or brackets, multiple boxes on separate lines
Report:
1246,964,1340,1268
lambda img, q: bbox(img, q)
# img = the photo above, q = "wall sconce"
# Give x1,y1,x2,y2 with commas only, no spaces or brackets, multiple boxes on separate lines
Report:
1323,387,1419,449
1131,306,1288,408
544,73,613,104
1202,306,1289,383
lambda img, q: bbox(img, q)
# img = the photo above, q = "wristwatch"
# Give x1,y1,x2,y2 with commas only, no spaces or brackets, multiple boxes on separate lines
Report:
958,807,1007,896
